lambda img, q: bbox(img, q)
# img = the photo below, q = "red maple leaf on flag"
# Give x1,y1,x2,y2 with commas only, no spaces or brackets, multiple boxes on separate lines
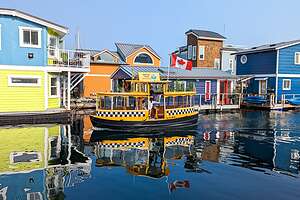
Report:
177,59,186,65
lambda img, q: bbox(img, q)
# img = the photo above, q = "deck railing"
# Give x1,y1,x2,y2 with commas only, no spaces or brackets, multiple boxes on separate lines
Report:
47,48,90,68
194,93,241,110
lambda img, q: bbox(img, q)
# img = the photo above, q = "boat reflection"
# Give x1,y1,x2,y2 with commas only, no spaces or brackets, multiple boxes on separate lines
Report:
0,124,91,200
90,131,195,179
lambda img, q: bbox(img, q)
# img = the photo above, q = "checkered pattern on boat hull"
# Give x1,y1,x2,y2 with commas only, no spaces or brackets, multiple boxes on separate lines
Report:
99,141,146,149
96,111,146,118
165,137,193,146
166,107,195,116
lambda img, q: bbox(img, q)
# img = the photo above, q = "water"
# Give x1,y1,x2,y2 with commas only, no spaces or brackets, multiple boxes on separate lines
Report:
1,110,300,200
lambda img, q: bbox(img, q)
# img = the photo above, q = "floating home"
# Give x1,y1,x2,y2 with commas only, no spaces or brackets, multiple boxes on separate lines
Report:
236,40,300,109
80,43,161,97
0,8,90,113
111,66,238,110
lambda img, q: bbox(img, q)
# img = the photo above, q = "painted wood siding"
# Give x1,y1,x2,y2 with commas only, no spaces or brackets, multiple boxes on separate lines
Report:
277,77,300,97
278,44,300,74
245,77,276,94
0,70,45,112
0,15,47,66
236,51,277,75
195,79,217,94
0,127,45,172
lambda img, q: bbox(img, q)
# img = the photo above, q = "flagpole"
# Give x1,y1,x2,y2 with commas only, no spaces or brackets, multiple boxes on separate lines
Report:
167,53,171,81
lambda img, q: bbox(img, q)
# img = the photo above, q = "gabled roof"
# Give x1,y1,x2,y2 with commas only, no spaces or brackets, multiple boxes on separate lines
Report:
185,29,226,41
78,48,125,64
115,42,160,61
234,39,300,55
0,8,68,35
112,65,236,80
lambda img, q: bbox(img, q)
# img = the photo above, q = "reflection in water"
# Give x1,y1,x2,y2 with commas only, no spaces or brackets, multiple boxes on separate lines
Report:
0,125,91,200
0,111,300,199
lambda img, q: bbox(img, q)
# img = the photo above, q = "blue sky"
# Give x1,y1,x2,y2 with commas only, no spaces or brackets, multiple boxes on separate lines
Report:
2,0,300,65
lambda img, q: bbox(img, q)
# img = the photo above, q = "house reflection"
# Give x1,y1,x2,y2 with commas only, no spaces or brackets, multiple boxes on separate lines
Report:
194,129,300,176
0,124,91,200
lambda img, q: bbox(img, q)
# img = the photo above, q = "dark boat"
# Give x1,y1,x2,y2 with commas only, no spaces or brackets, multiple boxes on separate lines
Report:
287,98,300,106
90,113,199,132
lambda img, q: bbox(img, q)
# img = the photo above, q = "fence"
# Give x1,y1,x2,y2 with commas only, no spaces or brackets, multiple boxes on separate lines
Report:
194,93,241,110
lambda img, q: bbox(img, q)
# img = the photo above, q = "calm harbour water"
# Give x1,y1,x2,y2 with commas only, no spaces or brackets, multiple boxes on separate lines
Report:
1,110,300,200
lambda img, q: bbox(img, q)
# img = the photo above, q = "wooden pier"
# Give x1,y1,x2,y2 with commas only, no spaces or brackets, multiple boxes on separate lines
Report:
0,109,71,126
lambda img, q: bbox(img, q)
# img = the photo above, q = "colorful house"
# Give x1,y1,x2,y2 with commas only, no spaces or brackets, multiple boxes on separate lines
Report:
81,43,160,97
173,29,226,68
0,8,90,112
111,66,236,106
235,39,300,101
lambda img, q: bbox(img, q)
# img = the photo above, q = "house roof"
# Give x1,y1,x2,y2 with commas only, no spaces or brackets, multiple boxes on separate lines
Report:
115,42,160,61
0,8,68,35
221,45,245,52
78,48,125,64
234,39,300,55
112,65,236,80
185,29,226,40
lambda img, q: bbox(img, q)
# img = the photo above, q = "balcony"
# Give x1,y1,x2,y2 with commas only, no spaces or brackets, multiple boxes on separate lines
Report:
47,48,90,70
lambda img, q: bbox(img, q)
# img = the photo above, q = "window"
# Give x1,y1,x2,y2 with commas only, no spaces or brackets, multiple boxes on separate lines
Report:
134,53,153,64
295,52,300,64
214,58,220,68
283,79,291,90
27,192,42,200
50,77,59,97
199,46,205,60
19,26,41,48
8,75,41,87
192,46,196,60
10,152,41,164
188,45,192,59
48,35,58,57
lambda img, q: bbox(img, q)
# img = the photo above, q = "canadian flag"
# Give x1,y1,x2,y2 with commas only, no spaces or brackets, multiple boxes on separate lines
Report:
171,54,193,70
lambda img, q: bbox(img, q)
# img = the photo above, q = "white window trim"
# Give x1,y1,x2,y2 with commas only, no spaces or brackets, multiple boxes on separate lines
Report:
282,79,291,90
48,34,59,59
294,52,300,65
19,26,42,48
27,192,43,200
8,75,41,87
199,45,205,60
49,76,60,98
133,52,154,65
0,24,2,50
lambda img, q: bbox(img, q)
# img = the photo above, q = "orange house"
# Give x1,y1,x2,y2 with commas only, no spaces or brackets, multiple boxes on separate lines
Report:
82,43,161,97
83,49,124,97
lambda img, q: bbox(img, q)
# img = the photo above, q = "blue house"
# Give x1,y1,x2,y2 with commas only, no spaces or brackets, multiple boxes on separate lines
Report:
236,40,300,102
0,8,90,112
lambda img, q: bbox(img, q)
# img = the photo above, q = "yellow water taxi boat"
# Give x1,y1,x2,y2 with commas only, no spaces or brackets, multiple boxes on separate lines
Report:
90,72,198,131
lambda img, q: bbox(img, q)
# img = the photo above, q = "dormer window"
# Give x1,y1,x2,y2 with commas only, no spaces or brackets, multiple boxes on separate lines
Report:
134,53,153,64
19,26,41,48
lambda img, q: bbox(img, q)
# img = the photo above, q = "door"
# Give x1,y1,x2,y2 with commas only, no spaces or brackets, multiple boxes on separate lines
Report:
205,81,211,101
259,80,267,95
219,80,231,104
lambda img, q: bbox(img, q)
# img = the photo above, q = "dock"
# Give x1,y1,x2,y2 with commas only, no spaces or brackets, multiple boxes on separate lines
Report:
0,109,71,126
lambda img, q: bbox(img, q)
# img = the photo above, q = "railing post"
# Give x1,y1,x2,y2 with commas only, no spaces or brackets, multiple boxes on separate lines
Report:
67,50,70,68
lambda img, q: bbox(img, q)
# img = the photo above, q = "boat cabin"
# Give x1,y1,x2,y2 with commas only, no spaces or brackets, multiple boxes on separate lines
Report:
95,72,197,121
